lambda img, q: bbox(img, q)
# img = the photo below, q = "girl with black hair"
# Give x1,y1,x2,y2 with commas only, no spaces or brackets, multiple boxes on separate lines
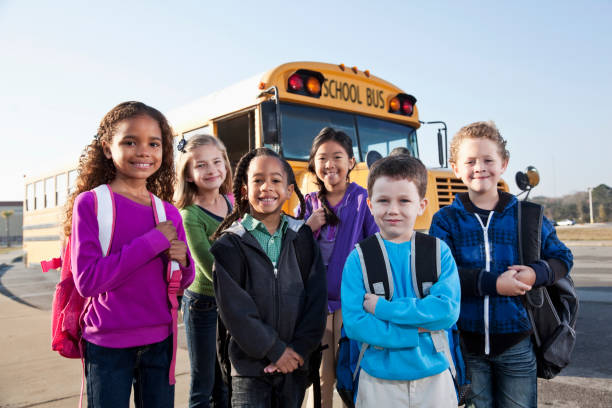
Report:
210,148,327,408
297,127,378,408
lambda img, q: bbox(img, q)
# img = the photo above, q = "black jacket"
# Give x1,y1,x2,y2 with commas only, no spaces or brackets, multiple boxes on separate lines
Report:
210,218,327,376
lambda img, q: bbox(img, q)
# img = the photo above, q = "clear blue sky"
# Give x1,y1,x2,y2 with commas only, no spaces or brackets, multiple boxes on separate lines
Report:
1,1,610,201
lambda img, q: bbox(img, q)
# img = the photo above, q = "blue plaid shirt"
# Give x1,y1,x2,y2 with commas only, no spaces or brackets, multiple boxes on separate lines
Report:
430,192,573,334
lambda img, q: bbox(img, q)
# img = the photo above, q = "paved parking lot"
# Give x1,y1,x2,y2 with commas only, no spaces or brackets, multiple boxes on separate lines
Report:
1,243,611,407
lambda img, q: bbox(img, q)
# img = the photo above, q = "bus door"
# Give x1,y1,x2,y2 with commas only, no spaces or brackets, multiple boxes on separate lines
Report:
215,110,256,171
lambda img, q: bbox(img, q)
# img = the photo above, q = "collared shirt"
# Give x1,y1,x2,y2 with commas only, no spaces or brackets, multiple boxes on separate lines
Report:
241,214,288,267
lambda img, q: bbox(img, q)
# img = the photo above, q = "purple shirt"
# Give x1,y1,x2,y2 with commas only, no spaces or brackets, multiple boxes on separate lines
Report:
297,183,378,312
71,190,195,348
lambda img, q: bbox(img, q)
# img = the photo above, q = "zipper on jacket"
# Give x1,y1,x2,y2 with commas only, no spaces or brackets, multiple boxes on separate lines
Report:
474,211,494,355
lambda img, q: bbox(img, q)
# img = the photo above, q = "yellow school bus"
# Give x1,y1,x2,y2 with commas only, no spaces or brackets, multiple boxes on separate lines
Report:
23,61,508,266
23,165,78,266
169,61,507,228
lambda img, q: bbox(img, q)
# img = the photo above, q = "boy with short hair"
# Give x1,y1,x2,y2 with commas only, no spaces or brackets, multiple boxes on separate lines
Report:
341,155,461,407
429,121,573,407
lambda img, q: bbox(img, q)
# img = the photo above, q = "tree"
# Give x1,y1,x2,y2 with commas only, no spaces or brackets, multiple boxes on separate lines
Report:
598,204,608,223
1,210,14,247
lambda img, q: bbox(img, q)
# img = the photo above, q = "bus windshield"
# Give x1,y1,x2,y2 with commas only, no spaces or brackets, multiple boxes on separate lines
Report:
278,103,418,161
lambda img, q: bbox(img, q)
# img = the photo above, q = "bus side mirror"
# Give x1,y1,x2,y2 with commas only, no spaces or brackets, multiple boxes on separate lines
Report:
516,166,540,191
437,129,444,167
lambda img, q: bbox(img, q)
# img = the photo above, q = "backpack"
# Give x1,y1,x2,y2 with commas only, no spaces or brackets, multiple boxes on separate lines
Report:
215,224,326,407
41,184,182,384
336,232,469,407
518,200,579,379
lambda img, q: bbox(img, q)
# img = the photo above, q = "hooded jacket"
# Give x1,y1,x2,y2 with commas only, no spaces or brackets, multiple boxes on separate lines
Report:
210,218,327,376
429,192,573,355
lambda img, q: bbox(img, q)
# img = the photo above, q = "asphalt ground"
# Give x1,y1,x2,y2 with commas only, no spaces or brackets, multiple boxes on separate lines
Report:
0,243,611,407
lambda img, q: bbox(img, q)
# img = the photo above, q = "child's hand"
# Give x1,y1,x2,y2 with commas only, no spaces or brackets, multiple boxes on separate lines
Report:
306,207,326,231
508,265,536,287
156,221,177,242
496,269,532,296
274,347,303,374
168,239,188,267
263,363,279,374
363,293,380,315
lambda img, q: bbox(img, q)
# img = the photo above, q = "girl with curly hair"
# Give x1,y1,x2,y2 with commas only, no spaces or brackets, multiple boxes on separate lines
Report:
65,101,195,407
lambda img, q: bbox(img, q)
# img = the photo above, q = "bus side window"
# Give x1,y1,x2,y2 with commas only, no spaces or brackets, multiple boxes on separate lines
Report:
216,111,255,171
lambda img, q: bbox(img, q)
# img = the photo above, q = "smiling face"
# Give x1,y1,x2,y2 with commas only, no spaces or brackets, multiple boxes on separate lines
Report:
187,144,228,193
102,114,163,183
368,176,427,243
451,138,508,197
313,140,355,190
244,155,294,222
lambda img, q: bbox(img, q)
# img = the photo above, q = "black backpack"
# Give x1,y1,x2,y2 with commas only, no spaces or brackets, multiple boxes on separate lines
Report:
336,232,469,407
518,200,579,379
215,225,325,406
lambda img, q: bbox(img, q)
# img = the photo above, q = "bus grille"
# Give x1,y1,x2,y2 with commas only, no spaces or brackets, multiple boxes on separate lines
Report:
435,177,506,208
435,177,467,208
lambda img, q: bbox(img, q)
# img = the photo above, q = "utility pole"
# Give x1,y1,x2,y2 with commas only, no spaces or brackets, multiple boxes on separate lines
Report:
588,187,594,224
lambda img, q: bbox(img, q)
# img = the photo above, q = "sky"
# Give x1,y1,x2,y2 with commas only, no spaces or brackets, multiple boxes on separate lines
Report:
1,0,611,201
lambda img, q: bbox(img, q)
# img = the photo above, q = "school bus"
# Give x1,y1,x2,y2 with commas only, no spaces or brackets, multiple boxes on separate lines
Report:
169,61,507,227
22,61,508,266
23,165,78,266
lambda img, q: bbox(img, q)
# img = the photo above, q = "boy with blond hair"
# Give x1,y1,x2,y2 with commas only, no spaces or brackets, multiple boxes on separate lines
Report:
341,155,461,407
430,121,573,407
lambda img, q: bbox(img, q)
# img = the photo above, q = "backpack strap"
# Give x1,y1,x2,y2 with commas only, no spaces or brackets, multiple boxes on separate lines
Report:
92,184,115,256
518,200,546,346
408,232,458,379
411,232,440,299
517,200,543,265
151,193,182,386
355,233,393,299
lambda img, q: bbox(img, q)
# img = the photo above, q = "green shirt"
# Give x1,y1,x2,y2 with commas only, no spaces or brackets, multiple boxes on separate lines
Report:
180,204,225,297
241,214,288,267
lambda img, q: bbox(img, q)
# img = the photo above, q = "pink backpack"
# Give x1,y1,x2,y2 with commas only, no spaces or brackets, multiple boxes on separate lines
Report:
42,184,182,384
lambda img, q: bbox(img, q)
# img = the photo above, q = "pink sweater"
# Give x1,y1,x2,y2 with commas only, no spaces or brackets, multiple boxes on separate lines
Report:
71,190,194,348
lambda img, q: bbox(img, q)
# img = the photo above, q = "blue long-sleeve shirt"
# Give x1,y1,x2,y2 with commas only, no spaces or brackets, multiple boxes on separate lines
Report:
341,237,460,381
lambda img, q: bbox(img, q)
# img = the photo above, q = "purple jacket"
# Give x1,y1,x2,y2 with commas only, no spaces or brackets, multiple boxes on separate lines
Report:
298,182,378,312
71,191,194,348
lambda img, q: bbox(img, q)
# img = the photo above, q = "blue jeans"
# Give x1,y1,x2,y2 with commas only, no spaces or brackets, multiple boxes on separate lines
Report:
465,336,537,408
231,372,308,408
183,290,229,408
85,336,174,408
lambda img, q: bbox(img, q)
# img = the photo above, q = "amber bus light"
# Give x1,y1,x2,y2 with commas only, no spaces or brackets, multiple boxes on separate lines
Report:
389,97,401,112
306,77,321,95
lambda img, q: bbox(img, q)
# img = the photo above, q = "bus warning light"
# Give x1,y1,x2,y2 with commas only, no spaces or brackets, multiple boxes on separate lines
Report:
306,77,321,95
402,100,413,115
389,93,417,116
351,66,358,74
389,97,400,112
288,74,304,92
364,70,370,77
259,82,266,90
339,63,346,71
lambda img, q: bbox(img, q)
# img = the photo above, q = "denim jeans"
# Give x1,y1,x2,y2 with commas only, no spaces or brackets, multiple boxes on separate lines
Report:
464,336,537,408
231,372,308,408
183,290,229,408
84,336,174,408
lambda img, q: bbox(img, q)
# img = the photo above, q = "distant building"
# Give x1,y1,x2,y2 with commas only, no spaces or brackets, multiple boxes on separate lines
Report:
0,201,23,246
